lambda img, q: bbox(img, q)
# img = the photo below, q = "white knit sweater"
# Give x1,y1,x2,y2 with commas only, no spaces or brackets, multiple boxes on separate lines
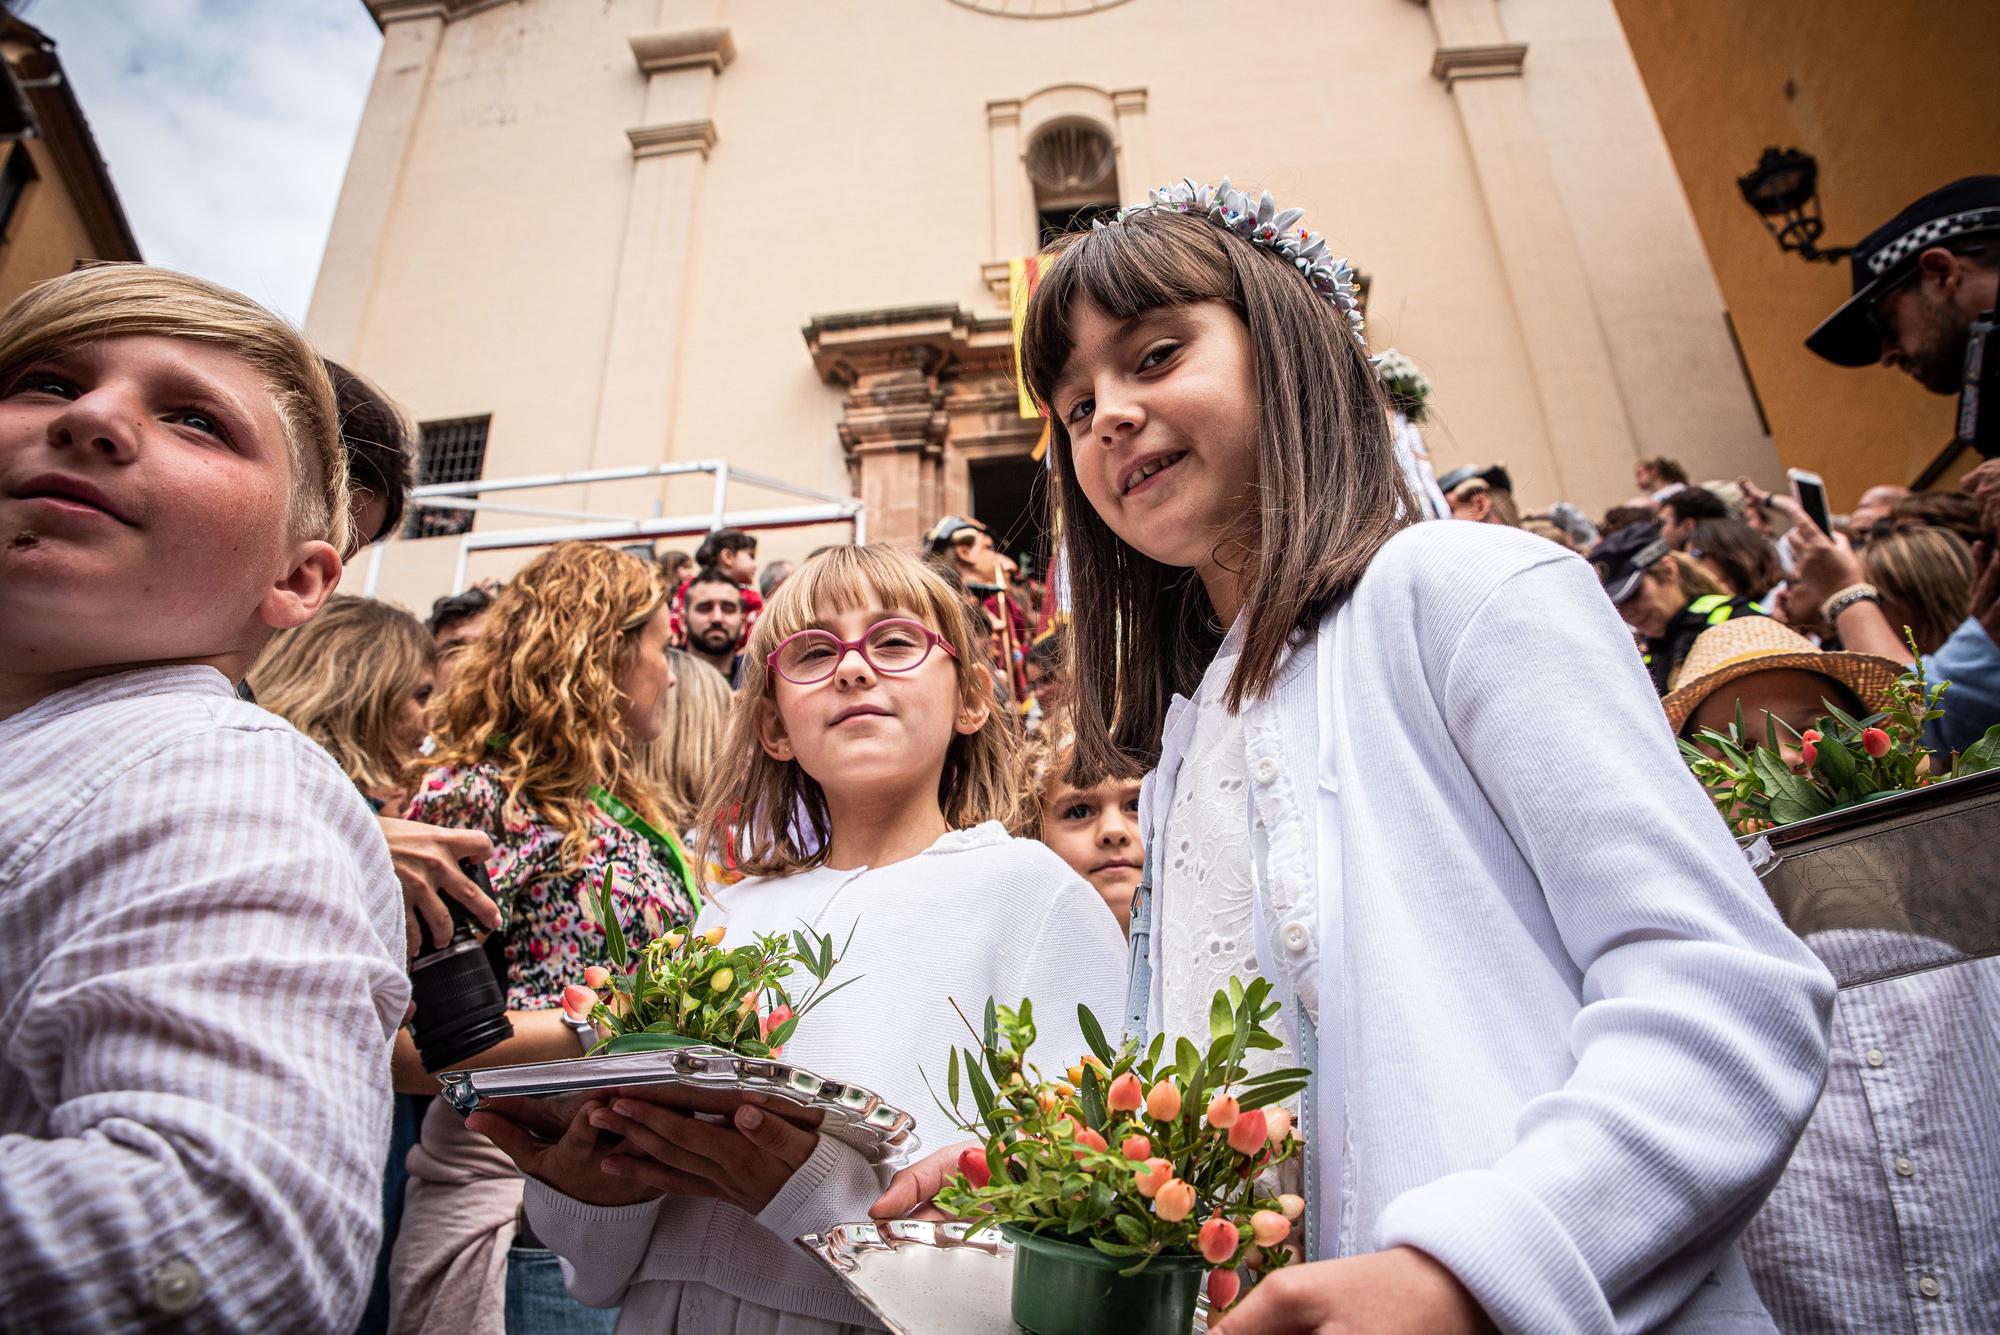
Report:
525,823,1129,1331
1133,521,1835,1334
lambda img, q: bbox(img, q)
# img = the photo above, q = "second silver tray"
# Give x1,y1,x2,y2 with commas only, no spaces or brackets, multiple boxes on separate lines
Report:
437,1044,921,1164
798,1219,1210,1335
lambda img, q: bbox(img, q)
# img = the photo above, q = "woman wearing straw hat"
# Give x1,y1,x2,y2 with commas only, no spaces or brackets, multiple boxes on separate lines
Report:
1662,616,1904,763
1662,615,2000,1335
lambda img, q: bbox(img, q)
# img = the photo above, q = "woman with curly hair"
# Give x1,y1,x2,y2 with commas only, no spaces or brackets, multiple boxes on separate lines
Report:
390,541,695,1335
247,595,435,812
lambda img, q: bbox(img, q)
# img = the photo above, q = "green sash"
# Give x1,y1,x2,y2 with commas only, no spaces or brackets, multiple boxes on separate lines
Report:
590,784,698,900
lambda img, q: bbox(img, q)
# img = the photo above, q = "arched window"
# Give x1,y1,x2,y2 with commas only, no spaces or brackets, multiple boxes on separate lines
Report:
1026,119,1118,245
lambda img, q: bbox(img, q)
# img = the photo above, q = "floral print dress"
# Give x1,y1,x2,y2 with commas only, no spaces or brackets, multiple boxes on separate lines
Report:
405,762,698,1010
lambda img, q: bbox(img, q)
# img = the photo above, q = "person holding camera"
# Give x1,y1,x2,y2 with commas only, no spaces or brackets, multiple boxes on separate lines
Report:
388,542,696,1335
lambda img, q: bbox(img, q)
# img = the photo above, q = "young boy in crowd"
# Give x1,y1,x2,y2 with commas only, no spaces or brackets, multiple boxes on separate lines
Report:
1012,713,1145,933
0,266,409,1331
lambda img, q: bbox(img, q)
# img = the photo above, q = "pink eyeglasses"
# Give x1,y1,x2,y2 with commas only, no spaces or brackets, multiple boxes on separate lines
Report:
766,617,959,686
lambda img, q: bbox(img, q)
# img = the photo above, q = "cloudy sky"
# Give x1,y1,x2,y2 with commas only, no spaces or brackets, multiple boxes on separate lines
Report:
20,0,382,321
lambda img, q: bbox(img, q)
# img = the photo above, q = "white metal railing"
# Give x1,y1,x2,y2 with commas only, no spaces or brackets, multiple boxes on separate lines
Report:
361,460,865,595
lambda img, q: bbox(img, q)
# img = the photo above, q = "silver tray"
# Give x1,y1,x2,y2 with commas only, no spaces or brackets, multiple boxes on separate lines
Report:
798,1219,1209,1335
437,1045,921,1164
1740,767,2000,988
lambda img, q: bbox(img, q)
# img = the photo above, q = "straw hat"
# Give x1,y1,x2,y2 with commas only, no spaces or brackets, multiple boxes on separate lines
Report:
1661,617,1904,735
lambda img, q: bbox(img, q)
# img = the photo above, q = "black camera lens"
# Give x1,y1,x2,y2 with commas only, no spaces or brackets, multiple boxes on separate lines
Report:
408,859,514,1072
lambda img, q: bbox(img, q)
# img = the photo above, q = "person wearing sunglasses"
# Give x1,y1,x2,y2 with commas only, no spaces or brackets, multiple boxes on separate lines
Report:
470,543,1129,1335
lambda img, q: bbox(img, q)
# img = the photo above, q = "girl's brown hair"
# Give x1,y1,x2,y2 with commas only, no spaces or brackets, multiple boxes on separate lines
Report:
1864,525,1977,655
248,595,434,804
422,541,668,868
1686,517,1784,600
1020,207,1413,779
635,648,735,832
699,544,1018,878
1008,712,1078,840
0,264,347,553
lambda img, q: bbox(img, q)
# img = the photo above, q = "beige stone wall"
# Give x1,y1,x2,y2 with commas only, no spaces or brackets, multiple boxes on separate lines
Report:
1612,0,2000,508
317,0,1777,610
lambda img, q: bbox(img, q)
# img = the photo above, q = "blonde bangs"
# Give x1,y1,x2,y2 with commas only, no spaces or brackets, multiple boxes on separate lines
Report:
0,264,347,553
703,544,1020,878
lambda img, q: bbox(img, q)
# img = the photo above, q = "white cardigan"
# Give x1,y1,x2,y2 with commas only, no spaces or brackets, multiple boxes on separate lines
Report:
1131,522,1834,1334
526,823,1129,1331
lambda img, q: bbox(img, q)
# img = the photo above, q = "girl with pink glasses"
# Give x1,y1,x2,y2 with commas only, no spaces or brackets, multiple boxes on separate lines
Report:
477,543,1127,1335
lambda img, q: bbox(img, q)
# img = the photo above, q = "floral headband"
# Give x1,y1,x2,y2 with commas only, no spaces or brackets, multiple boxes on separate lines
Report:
1107,177,1365,343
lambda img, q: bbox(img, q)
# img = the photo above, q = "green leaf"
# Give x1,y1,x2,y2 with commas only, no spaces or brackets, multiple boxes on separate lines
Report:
1077,1004,1114,1066
594,870,629,970
1088,1239,1148,1258
984,997,998,1053
1113,1213,1150,1246
1238,1080,1309,1110
1080,1067,1107,1129
1175,1037,1201,1090
601,1031,703,1053
948,1047,961,1113
1812,735,1858,789
1954,724,2000,776
965,1051,996,1123
1208,989,1234,1044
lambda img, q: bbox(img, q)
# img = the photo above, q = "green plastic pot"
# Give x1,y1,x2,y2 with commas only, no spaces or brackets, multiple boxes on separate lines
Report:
1000,1223,1205,1335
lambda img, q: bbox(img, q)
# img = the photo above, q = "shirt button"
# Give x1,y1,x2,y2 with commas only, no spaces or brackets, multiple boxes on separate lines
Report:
1282,922,1311,955
1894,1156,1915,1177
1917,1276,1941,1299
147,1258,203,1315
1253,757,1279,785
1864,1049,1886,1067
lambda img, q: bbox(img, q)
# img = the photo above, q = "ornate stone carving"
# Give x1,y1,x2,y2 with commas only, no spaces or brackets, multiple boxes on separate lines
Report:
803,305,1039,544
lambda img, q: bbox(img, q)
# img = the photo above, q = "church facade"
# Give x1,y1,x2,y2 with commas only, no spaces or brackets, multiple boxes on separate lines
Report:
314,0,1775,602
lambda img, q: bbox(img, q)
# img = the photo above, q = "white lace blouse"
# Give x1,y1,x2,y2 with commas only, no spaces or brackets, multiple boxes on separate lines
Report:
1156,636,1297,1081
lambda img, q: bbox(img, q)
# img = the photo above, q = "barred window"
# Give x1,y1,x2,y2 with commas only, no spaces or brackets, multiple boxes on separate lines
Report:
404,414,490,539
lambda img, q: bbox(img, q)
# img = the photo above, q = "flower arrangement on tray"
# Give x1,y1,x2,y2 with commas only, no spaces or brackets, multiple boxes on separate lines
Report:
1371,348,1432,423
1680,644,2000,836
561,872,856,1058
929,976,1308,1334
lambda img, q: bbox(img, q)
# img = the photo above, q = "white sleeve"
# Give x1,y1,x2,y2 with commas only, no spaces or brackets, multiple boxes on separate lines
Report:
1373,554,1834,1333
752,1133,894,1244
520,1181,662,1308
0,729,407,1333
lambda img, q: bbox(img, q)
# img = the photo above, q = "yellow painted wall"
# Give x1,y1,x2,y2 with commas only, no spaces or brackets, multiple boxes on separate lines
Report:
1612,0,2000,508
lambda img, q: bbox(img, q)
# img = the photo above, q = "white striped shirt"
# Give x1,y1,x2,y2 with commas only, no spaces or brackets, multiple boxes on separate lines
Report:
0,666,409,1332
1740,955,2000,1333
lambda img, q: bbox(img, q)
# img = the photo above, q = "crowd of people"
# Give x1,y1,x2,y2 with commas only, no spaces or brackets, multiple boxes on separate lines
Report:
1,174,1996,1335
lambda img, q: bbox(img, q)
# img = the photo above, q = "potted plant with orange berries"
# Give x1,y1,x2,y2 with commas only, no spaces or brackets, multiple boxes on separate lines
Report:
930,976,1308,1335
561,871,856,1057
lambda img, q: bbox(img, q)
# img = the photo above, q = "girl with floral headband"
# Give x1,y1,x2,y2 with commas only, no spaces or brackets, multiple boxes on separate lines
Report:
1003,181,1836,1334
470,544,1128,1334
